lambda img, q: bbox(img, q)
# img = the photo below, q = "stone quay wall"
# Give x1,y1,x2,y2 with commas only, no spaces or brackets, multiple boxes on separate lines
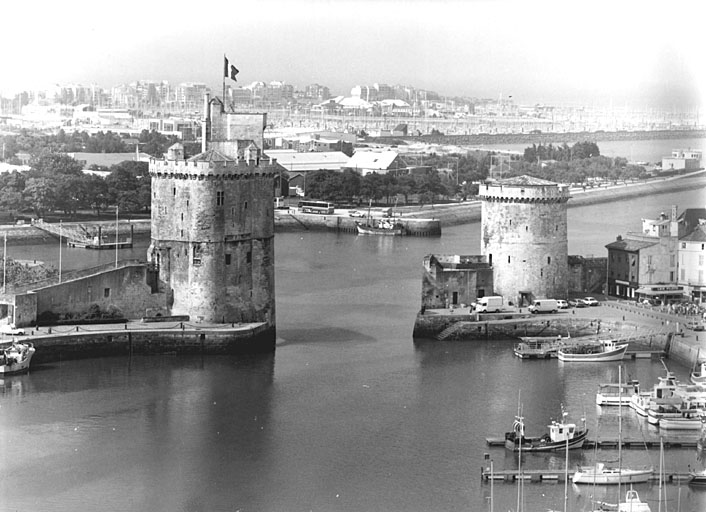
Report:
24,322,275,364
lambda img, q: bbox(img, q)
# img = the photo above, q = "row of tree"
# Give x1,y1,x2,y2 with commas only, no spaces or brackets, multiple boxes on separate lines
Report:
0,154,150,219
1,129,186,163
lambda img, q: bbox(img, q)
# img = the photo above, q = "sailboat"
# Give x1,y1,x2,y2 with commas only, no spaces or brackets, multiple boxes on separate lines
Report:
573,367,653,485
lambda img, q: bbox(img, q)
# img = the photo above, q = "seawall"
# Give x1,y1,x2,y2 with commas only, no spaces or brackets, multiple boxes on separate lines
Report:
401,173,706,227
19,322,276,363
273,212,441,236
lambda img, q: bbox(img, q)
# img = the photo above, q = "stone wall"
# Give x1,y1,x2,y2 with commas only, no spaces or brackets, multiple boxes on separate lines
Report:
27,264,167,323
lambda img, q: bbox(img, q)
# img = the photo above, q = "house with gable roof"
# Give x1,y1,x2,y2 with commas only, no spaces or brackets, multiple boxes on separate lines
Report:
344,149,407,176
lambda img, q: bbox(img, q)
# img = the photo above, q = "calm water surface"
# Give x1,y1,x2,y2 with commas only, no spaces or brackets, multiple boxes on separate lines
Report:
1,181,705,511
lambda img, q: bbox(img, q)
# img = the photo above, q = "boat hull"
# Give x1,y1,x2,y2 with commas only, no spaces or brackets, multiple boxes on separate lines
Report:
572,467,653,485
355,223,405,236
558,344,628,362
658,417,703,430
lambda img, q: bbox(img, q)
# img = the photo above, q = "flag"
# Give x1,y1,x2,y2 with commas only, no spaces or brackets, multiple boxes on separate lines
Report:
224,55,229,78
230,65,239,81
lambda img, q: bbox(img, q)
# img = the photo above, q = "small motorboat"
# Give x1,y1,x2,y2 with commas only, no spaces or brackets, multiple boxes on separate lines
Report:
513,335,565,359
618,488,652,512
504,409,588,452
691,361,706,385
689,468,706,485
596,379,640,406
0,341,36,375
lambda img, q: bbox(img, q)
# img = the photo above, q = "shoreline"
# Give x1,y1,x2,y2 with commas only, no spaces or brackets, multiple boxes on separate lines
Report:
0,171,703,244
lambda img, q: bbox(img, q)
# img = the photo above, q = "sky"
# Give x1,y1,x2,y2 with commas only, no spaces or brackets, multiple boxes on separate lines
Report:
2,0,704,109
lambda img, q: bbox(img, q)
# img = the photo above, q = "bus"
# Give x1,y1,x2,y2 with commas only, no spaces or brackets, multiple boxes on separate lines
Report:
298,201,335,214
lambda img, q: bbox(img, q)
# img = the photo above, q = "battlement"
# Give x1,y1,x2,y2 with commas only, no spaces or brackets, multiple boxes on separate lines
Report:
478,179,570,203
149,154,278,179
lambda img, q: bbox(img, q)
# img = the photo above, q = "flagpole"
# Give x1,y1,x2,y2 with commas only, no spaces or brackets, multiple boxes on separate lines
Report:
115,206,119,268
223,54,227,110
3,231,6,294
58,221,62,283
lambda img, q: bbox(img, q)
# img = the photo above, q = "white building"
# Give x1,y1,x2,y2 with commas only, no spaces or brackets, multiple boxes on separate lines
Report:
679,222,706,303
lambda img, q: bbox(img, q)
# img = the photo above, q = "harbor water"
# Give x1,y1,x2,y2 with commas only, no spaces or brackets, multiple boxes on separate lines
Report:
1,175,706,511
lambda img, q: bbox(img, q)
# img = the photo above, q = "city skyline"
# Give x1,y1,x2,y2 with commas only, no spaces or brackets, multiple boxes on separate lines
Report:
4,0,704,109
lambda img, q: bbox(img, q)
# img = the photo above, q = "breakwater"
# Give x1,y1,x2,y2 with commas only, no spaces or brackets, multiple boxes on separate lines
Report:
401,173,705,227
19,322,275,363
371,129,706,147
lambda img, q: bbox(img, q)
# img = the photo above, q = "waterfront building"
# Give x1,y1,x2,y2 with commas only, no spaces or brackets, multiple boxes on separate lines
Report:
148,94,277,325
606,207,681,301
421,255,493,309
662,149,702,172
478,175,570,305
677,212,706,303
344,149,407,176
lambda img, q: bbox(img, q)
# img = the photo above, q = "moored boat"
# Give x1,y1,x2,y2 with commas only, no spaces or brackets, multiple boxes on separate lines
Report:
596,379,640,406
657,409,704,430
558,339,628,362
691,361,706,385
0,341,35,375
572,462,653,485
513,335,565,359
689,468,706,485
618,488,652,512
504,409,588,452
355,219,406,236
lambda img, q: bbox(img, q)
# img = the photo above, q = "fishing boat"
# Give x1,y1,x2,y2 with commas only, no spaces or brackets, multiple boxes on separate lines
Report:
504,408,588,452
0,341,35,375
558,339,628,362
513,335,566,359
596,378,640,406
355,218,406,236
691,361,706,385
355,199,406,236
689,467,706,485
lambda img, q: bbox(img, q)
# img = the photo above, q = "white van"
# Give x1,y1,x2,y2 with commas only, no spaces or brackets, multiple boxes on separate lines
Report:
475,296,504,313
528,299,558,314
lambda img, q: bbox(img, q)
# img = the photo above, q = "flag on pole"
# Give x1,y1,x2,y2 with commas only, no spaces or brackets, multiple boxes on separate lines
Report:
230,65,239,81
224,55,229,78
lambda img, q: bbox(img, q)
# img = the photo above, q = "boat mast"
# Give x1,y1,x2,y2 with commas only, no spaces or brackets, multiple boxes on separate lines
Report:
618,365,622,501
563,405,569,512
516,390,522,512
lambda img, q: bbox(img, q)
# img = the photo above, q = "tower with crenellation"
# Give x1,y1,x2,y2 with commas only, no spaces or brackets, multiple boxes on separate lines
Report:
478,175,570,305
148,94,277,333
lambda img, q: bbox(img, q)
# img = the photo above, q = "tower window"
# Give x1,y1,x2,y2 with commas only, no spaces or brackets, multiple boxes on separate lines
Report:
104,288,111,298
508,256,511,263
547,256,551,264
216,191,225,206
244,201,248,210
225,254,232,265
181,213,183,221
192,243,202,265
525,226,528,231
246,251,252,263
173,187,176,196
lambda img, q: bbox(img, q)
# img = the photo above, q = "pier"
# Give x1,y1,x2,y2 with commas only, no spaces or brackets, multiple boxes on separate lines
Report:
32,220,134,249
480,467,692,483
485,437,699,449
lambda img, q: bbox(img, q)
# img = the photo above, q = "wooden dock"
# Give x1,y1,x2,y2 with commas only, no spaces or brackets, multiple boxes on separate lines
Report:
485,437,698,449
480,467,692,483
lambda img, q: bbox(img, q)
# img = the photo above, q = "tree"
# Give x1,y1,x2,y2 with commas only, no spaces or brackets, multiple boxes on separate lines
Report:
29,153,83,176
23,177,57,218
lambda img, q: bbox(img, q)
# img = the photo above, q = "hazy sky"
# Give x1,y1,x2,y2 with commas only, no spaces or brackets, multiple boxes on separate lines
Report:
3,0,704,109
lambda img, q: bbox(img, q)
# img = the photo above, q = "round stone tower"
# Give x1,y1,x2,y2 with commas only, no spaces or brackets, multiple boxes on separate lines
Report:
148,96,277,327
478,175,570,305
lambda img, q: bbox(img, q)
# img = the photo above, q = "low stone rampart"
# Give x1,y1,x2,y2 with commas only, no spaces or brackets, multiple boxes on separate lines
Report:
21,323,275,363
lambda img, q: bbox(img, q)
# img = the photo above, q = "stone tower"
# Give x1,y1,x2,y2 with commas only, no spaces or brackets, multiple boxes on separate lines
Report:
148,95,277,327
478,175,570,305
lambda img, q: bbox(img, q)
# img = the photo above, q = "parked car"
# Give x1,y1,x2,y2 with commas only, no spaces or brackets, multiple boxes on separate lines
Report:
348,210,366,218
556,299,569,309
686,321,705,331
0,324,25,335
568,299,587,308
583,296,599,307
